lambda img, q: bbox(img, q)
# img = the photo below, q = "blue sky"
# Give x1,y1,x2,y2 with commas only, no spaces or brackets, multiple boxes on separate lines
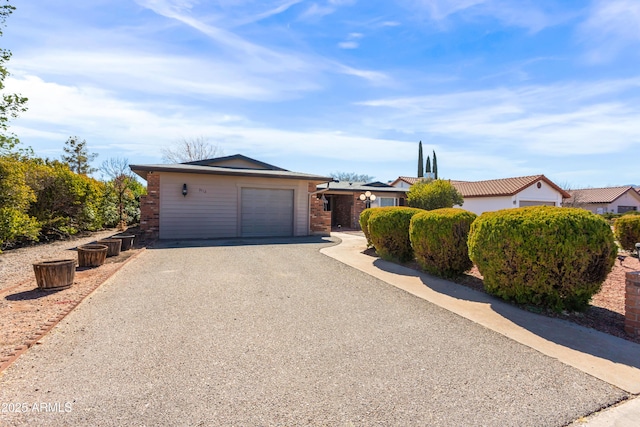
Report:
3,0,640,187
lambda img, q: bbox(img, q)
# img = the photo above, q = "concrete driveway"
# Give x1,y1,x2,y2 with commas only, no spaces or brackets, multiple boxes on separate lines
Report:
0,237,627,426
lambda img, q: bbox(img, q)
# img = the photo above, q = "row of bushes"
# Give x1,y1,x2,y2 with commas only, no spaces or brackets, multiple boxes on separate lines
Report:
360,205,620,312
0,156,145,251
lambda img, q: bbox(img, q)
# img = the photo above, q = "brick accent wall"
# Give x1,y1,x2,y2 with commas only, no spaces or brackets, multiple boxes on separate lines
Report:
309,183,331,235
352,195,367,229
140,172,160,240
625,271,640,337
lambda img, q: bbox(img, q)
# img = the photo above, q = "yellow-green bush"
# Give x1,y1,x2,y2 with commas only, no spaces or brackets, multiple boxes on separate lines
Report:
468,206,616,312
410,208,477,278
359,208,377,247
368,206,423,262
614,215,640,251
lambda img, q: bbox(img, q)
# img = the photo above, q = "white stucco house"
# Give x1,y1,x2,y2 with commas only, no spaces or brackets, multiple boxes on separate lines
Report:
391,175,570,216
564,186,640,214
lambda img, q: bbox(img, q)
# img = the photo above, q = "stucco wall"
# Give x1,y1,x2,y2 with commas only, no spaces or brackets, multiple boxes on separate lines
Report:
158,172,310,239
458,196,514,215
457,182,563,215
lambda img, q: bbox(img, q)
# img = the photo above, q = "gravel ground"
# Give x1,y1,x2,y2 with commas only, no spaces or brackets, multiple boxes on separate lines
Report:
0,229,119,292
0,238,627,426
0,229,142,361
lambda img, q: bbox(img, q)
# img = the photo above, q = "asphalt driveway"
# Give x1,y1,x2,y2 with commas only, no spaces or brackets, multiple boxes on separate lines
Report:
0,237,627,426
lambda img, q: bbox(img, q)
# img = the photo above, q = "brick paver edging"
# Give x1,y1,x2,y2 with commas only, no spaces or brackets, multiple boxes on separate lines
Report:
0,248,146,374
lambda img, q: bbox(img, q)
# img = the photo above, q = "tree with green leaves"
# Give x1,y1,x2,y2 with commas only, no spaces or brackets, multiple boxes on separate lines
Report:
62,136,98,174
433,150,438,179
407,179,463,211
0,1,28,156
417,141,424,178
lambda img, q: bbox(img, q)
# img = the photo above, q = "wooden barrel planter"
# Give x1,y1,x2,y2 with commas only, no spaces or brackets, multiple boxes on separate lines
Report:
33,259,76,291
112,234,135,251
97,239,122,257
77,244,108,267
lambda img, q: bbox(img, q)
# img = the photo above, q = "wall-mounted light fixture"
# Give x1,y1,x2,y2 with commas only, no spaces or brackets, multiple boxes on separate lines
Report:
359,191,376,208
182,183,188,197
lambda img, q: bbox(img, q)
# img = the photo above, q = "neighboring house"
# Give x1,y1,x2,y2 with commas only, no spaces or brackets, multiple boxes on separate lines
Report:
130,154,333,240
391,175,569,216
315,181,408,229
564,186,640,214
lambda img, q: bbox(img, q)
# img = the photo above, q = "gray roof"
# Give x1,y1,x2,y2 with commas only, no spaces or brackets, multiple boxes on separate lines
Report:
130,163,334,182
318,181,408,193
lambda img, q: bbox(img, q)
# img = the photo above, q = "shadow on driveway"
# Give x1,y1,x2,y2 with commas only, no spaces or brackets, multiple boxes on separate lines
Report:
372,258,640,372
149,235,339,250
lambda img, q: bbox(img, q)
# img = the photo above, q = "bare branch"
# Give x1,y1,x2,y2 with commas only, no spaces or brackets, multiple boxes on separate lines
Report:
161,137,224,163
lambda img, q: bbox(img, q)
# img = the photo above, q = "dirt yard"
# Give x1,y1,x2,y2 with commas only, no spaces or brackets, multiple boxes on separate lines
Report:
0,229,145,364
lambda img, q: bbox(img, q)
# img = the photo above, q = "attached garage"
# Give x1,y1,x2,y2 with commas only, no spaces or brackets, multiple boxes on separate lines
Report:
241,188,294,237
131,155,333,240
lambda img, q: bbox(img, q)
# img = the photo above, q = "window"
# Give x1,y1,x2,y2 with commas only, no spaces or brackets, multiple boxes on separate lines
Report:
379,197,396,207
618,206,638,214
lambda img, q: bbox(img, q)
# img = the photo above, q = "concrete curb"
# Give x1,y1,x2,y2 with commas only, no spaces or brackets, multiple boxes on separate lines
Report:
0,248,146,374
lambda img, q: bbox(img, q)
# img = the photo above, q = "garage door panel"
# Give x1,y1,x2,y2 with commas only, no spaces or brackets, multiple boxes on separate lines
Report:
241,188,294,237
518,201,556,207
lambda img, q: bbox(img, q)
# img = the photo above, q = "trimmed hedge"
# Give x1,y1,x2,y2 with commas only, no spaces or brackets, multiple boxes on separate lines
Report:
468,206,616,312
368,206,423,262
359,207,376,247
410,208,477,278
614,215,640,252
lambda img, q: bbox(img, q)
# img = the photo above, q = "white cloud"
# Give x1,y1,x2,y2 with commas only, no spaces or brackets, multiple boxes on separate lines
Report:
406,0,566,32
338,32,364,49
338,41,359,49
358,78,640,155
579,0,640,62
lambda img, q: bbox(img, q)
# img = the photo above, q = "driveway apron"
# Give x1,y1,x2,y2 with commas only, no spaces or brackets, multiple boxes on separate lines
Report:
0,237,628,426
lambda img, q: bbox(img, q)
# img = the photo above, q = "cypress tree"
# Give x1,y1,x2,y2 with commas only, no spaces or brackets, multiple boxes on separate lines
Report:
417,141,424,178
433,150,438,180
426,156,431,176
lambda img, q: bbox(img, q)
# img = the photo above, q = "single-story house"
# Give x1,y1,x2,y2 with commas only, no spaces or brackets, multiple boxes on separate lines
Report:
315,181,408,229
391,175,569,216
130,155,333,240
564,186,640,214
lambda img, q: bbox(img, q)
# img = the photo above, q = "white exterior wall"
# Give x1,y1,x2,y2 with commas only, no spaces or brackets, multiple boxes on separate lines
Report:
515,181,563,207
610,191,640,213
579,192,640,214
393,181,411,189
457,182,563,215
457,196,513,215
159,172,310,239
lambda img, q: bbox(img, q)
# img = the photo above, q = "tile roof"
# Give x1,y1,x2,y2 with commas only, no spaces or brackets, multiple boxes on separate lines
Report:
393,175,570,198
395,177,421,185
452,175,566,198
566,186,638,204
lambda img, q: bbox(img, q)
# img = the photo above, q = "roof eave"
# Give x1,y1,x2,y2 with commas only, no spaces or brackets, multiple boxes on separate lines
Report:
129,164,333,182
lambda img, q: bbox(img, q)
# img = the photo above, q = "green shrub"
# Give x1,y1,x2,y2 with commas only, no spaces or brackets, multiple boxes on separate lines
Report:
0,207,40,250
407,179,464,211
359,208,377,247
28,163,107,234
410,208,477,278
368,206,423,262
468,206,616,312
614,215,640,251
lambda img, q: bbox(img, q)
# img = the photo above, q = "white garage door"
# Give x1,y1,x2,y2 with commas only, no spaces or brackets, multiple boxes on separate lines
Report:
519,201,556,207
241,188,294,237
